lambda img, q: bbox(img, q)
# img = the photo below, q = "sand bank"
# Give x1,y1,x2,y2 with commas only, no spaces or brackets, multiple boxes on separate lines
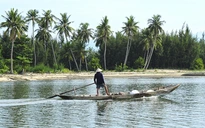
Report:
0,69,204,82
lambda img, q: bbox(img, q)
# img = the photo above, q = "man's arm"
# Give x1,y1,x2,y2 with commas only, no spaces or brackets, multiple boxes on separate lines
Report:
101,73,105,84
94,74,97,84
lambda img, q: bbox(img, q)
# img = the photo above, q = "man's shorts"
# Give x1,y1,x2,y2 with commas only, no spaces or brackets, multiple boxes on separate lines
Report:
96,84,105,89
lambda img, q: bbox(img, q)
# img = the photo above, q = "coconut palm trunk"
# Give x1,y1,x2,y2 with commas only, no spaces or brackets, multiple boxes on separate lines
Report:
145,38,156,70
145,46,154,70
104,39,107,70
65,36,79,71
143,48,150,69
123,38,132,66
10,39,15,74
69,48,79,71
85,56,88,71
123,39,129,66
79,59,82,71
51,41,57,65
68,59,72,70
32,25,37,67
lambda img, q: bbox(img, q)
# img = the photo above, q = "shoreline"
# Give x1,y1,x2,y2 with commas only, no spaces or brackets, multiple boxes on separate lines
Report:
0,69,205,82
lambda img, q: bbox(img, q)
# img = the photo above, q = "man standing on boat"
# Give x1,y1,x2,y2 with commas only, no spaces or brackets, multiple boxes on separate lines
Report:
94,68,110,96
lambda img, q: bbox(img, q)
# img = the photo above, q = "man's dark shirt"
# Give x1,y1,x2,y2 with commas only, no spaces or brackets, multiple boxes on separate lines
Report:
94,72,105,85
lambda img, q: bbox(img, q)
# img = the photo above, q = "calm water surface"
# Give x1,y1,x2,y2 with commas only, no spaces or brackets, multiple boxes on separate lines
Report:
0,77,205,128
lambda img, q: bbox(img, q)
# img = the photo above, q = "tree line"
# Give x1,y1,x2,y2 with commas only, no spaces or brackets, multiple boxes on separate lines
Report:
0,8,204,74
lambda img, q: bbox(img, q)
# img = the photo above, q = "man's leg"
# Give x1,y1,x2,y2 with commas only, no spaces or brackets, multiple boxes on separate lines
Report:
96,88,100,96
104,85,110,95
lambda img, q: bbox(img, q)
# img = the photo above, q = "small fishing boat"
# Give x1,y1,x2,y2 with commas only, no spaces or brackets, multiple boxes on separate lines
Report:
58,84,180,100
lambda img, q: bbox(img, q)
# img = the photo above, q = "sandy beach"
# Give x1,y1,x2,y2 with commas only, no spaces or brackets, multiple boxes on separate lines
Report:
0,69,204,82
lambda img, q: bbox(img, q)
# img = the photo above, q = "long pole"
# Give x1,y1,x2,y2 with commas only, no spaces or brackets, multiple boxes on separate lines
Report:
47,83,95,99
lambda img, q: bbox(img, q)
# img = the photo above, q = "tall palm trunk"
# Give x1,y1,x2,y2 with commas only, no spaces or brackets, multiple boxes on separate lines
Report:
79,59,81,71
43,40,48,65
104,39,107,70
32,23,36,67
65,35,79,71
145,45,154,69
68,59,72,70
123,38,131,67
85,57,88,71
143,49,150,69
33,39,36,66
70,49,79,71
145,37,156,69
51,41,57,65
10,39,15,74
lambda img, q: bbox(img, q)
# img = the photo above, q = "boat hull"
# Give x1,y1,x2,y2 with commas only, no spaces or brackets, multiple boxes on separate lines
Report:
59,84,180,100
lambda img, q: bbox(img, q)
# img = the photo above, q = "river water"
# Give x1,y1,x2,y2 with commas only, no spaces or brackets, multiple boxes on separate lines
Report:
0,76,205,128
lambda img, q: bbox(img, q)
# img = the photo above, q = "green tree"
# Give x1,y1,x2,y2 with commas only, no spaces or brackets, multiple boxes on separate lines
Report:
0,44,9,73
190,58,204,70
35,19,52,65
60,42,73,70
0,8,28,73
121,16,139,67
88,57,101,71
77,23,94,71
54,13,79,71
14,35,32,73
95,16,112,70
72,40,86,71
134,56,144,69
26,9,39,67
140,28,152,69
145,14,165,69
36,10,56,66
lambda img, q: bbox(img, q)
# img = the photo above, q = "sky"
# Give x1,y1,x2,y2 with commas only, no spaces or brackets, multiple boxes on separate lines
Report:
0,0,205,49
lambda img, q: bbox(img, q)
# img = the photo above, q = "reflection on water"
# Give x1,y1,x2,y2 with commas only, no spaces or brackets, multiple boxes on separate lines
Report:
0,77,205,127
96,101,110,116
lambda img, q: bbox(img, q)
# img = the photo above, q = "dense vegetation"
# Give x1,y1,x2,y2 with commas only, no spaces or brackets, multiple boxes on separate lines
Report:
0,8,204,74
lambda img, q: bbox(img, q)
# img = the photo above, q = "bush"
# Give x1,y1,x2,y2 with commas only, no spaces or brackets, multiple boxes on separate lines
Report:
32,63,52,73
115,63,128,72
88,57,101,71
134,57,144,69
58,63,64,71
0,60,9,73
190,58,204,70
61,68,70,73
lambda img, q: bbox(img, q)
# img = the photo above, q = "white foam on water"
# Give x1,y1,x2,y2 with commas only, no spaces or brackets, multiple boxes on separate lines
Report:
142,95,159,99
0,98,54,107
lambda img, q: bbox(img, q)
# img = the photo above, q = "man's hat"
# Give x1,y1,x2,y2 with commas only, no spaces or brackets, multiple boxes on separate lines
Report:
96,68,102,72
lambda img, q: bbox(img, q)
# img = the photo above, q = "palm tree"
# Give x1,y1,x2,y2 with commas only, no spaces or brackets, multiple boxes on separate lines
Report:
26,9,39,67
0,8,28,73
95,16,112,70
54,13,74,42
41,10,56,28
140,28,152,69
61,42,73,70
145,14,165,69
77,23,94,43
77,23,94,71
35,20,52,65
36,10,56,66
54,13,79,71
73,40,86,71
121,15,139,67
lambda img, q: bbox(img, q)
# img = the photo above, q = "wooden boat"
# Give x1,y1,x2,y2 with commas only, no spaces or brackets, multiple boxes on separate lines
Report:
58,84,180,100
